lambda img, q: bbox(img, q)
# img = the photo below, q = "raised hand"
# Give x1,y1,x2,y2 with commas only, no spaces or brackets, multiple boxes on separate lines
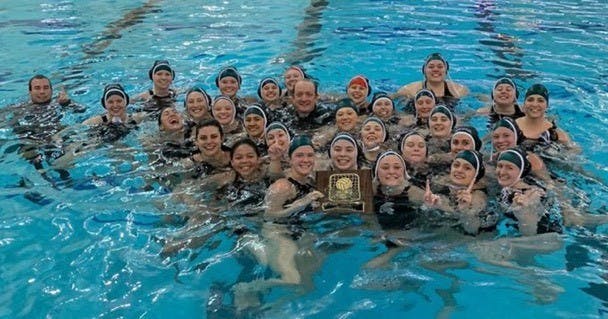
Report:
424,178,440,206
56,85,71,105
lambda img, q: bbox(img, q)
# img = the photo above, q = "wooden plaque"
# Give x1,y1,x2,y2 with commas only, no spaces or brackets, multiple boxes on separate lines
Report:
315,169,374,213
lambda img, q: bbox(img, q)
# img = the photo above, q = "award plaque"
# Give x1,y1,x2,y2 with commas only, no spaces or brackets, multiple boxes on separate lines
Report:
315,169,373,213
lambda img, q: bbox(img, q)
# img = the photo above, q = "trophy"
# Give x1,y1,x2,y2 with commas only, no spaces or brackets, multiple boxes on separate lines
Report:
315,169,373,213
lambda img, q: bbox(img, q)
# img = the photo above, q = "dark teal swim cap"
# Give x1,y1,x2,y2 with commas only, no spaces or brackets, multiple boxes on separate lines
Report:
524,84,549,104
289,135,313,157
455,150,485,182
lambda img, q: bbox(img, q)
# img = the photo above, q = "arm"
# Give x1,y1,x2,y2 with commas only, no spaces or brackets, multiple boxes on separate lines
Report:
264,179,323,220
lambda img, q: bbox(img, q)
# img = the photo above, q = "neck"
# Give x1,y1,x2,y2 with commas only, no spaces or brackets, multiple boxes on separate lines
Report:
425,80,445,94
153,87,170,97
493,103,515,115
380,182,407,196
521,114,545,126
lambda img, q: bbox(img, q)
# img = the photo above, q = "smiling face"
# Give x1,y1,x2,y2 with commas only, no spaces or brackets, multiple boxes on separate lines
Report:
186,91,209,120
496,160,521,187
29,78,52,104
424,60,447,83
293,80,318,115
152,70,173,90
218,76,239,97
491,126,517,152
493,83,517,107
347,84,368,105
451,133,475,154
330,139,357,170
360,121,384,148
261,82,280,103
212,99,235,125
372,98,393,119
105,95,127,118
377,155,406,187
401,134,427,164
429,113,452,138
335,107,358,132
523,94,547,119
415,95,435,119
244,113,265,138
231,143,259,178
266,128,289,149
195,125,223,157
290,145,315,177
450,158,476,187
284,68,304,92
160,107,184,132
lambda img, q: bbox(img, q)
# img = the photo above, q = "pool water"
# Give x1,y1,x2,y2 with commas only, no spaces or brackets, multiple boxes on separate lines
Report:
1,1,608,318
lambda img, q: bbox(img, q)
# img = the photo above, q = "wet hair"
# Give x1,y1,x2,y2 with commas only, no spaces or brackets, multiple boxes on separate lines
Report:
157,106,180,127
28,74,51,91
195,119,224,139
148,60,175,80
230,138,261,159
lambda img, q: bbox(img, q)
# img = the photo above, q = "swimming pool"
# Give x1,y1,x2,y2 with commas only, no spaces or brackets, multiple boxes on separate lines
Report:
1,0,607,318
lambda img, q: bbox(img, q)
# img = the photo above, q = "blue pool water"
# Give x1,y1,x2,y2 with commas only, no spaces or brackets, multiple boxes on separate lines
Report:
1,0,608,318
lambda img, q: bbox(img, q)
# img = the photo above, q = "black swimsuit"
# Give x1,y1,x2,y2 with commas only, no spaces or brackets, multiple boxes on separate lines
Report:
373,186,419,231
423,81,459,109
487,104,525,128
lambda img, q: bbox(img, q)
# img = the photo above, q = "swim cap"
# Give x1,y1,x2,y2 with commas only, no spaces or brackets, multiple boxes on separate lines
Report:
286,65,307,79
265,121,291,142
492,117,524,146
497,147,531,180
398,130,427,154
289,135,313,157
415,88,437,102
370,92,394,113
455,150,485,182
429,104,457,129
373,150,409,181
524,84,549,104
215,66,242,87
362,116,388,142
493,77,519,99
329,132,359,158
452,126,482,151
148,60,175,80
211,95,237,122
347,75,371,96
422,52,449,74
244,104,268,127
184,86,211,109
257,77,282,99
101,83,129,108
335,98,358,113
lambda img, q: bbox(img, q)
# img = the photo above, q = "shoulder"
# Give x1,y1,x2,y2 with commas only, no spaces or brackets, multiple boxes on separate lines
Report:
83,115,103,126
447,81,469,98
397,81,423,98
269,178,294,192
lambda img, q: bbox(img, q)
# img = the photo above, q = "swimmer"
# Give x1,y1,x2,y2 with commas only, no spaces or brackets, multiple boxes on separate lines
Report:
317,133,360,171
257,77,284,112
346,75,371,114
136,60,177,113
399,131,431,188
287,79,333,132
215,66,244,113
183,86,212,126
477,77,525,127
368,92,412,138
427,104,457,154
264,122,291,179
396,53,468,106
185,119,231,178
495,147,562,236
83,83,144,126
515,84,576,152
425,150,497,235
243,104,268,155
360,117,391,168
282,65,307,103
312,98,360,151
489,117,548,180
211,95,244,138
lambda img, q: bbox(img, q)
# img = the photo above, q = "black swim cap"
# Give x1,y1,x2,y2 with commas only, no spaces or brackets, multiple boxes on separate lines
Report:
148,60,175,80
455,150,485,182
100,83,129,108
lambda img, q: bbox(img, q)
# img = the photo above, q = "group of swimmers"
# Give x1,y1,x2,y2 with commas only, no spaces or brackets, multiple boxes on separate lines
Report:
6,52,605,308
